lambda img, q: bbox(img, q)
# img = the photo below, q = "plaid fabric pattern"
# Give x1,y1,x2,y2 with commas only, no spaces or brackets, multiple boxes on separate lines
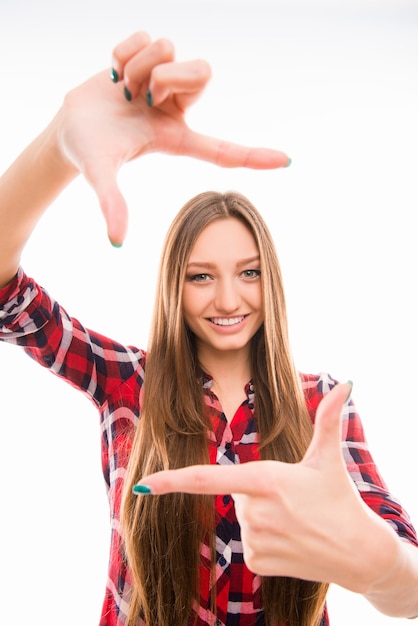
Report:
1,269,417,626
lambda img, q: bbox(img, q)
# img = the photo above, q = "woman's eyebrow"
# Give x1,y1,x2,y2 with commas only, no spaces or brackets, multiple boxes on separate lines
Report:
187,255,260,270
186,261,217,270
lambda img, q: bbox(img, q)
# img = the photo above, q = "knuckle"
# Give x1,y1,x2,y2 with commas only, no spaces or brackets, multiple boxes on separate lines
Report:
112,31,152,65
246,509,265,531
154,37,175,61
130,31,152,47
186,60,212,88
251,461,277,494
191,467,213,492
243,543,263,574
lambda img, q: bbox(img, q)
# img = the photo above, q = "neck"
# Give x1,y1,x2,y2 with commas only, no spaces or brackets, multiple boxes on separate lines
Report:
198,346,252,386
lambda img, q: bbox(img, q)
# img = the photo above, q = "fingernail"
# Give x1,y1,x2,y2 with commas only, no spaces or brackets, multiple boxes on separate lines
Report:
133,484,152,495
110,68,119,83
109,238,123,248
345,380,353,404
146,89,153,107
285,157,292,168
124,86,132,102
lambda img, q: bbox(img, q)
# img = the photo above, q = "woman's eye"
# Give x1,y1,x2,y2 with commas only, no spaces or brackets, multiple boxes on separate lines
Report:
188,273,211,283
242,269,261,279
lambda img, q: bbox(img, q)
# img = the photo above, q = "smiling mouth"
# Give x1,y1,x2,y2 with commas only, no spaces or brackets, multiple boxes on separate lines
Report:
209,315,247,326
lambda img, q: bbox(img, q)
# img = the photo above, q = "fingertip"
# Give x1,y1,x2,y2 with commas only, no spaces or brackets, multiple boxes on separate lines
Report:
110,68,119,83
329,380,353,401
107,224,126,248
332,381,353,404
314,381,352,430
105,213,128,247
344,380,354,404
250,149,292,170
109,238,123,248
100,191,129,246
277,153,292,169
133,484,152,495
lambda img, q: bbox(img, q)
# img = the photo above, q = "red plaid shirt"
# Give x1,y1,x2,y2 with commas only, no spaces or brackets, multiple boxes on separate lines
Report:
1,269,417,626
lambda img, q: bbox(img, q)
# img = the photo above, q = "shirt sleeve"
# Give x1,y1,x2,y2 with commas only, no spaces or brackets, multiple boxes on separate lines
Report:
302,371,418,547
0,268,144,408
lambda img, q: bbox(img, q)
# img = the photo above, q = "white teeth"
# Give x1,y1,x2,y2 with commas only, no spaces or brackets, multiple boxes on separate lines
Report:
211,316,244,326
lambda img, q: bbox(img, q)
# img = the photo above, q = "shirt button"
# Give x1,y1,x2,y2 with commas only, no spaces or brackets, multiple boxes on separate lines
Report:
222,495,230,506
225,442,232,449
215,620,222,626
219,556,227,567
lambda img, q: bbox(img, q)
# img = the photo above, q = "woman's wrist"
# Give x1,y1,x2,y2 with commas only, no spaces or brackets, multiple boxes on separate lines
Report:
363,531,418,618
36,110,80,185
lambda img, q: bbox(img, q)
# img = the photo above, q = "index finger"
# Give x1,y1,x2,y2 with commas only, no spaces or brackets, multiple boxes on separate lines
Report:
133,461,277,496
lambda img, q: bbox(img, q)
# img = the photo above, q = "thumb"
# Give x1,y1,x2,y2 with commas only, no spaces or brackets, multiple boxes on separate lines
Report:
82,157,128,246
303,381,353,468
180,129,291,169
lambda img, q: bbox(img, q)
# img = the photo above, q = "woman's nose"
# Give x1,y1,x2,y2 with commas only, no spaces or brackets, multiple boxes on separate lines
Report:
214,279,241,313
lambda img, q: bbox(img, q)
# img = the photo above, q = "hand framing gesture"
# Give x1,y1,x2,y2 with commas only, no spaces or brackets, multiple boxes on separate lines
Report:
58,31,290,244
134,382,404,599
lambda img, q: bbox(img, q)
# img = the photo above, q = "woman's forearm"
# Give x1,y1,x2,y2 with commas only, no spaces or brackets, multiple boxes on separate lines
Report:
0,111,78,288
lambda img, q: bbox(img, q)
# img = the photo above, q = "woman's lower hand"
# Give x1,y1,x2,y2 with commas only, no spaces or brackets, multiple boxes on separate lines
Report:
134,382,400,595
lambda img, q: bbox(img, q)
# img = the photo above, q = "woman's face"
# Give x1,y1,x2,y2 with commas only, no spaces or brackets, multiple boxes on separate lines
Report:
182,217,264,360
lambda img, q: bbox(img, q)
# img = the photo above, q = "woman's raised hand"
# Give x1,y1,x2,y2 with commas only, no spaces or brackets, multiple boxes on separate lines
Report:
58,31,290,244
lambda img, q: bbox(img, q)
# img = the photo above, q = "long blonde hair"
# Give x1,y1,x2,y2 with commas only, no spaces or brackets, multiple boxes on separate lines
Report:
121,191,328,626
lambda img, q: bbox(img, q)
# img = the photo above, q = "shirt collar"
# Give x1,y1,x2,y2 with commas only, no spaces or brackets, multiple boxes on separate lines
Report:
201,371,254,397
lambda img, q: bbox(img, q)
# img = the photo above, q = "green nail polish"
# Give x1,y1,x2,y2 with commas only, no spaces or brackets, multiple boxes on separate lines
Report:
133,484,152,495
124,86,132,102
285,157,292,168
109,239,123,248
345,380,353,403
110,68,119,83
146,89,153,107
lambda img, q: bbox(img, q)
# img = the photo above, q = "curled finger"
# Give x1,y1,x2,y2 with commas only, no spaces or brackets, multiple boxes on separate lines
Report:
122,38,175,102
148,59,212,109
111,31,152,83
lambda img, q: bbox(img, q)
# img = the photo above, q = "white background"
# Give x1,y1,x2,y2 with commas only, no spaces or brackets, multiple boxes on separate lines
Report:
1,1,418,624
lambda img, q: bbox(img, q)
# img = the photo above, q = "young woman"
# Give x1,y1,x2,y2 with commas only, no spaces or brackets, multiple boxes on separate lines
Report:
0,31,417,626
